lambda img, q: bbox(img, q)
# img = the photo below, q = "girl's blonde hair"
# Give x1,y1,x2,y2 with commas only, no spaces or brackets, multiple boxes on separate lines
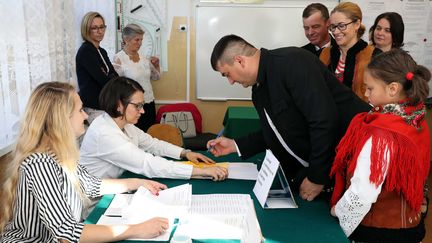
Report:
0,82,85,233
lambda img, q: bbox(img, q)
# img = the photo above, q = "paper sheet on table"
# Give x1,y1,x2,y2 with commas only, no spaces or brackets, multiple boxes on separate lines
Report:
228,162,258,180
181,161,258,180
125,184,191,220
97,184,192,241
103,193,133,217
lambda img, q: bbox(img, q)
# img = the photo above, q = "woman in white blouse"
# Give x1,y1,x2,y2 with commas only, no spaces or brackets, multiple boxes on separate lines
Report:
0,82,169,242
80,77,228,181
113,23,160,132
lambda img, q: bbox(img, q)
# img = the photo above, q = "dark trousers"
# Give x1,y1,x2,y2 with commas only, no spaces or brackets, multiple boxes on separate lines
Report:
135,101,156,132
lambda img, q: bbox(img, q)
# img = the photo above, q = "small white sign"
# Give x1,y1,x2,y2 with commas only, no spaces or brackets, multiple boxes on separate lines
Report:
253,150,297,209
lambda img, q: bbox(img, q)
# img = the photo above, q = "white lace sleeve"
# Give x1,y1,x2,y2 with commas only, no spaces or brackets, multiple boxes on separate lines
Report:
112,55,123,76
335,137,389,236
150,62,160,80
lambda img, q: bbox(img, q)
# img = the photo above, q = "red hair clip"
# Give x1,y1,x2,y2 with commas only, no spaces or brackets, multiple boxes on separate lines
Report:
405,72,414,81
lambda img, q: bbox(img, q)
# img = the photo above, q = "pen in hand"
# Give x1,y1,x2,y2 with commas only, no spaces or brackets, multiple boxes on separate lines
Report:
207,127,225,152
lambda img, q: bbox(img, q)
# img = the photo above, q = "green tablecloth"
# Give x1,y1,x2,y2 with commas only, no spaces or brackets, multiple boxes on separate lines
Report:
222,106,261,139
85,152,348,243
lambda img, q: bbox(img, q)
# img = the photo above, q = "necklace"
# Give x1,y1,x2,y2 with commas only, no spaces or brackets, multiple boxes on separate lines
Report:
124,49,140,62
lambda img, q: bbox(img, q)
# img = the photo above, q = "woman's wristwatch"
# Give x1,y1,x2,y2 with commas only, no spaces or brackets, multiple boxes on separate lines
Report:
181,149,192,159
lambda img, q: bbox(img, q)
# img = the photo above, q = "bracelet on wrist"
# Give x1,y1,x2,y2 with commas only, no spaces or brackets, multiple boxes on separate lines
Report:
181,149,192,158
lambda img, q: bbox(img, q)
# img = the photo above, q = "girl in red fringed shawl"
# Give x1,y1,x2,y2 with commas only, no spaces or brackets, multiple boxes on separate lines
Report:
330,49,431,243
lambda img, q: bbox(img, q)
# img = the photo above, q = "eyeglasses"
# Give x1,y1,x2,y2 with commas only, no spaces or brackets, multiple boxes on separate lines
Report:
90,25,107,32
128,102,145,110
328,21,355,32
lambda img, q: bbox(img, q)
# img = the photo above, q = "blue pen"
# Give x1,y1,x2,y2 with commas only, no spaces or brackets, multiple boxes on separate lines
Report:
208,127,225,152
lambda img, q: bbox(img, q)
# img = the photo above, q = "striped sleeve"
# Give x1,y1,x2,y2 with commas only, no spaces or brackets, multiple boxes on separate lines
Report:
77,164,102,198
23,157,84,243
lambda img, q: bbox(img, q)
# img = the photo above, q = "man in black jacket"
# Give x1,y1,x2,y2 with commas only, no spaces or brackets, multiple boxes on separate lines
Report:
207,34,370,201
301,3,333,57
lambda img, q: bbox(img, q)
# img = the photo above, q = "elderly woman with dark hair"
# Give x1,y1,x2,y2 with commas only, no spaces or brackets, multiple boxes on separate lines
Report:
370,12,405,53
80,76,228,181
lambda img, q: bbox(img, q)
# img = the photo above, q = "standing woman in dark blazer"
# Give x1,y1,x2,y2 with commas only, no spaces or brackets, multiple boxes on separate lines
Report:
76,11,118,123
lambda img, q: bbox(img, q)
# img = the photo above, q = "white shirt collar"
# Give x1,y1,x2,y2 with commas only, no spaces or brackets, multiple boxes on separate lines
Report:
314,40,331,51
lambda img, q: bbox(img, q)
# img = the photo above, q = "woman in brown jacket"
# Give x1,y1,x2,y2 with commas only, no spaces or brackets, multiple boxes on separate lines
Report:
320,2,374,102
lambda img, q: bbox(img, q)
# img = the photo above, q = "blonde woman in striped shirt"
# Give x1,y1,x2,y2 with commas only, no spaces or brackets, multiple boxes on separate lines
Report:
0,82,169,242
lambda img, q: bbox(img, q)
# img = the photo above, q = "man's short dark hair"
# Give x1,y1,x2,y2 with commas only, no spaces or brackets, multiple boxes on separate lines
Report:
99,76,145,118
210,34,255,71
302,3,329,20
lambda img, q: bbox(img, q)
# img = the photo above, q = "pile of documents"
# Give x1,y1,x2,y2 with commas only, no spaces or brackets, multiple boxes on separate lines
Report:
97,184,262,242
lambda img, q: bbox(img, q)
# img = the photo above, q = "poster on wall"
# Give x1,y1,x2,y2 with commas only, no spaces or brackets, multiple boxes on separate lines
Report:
348,0,432,96
116,0,168,70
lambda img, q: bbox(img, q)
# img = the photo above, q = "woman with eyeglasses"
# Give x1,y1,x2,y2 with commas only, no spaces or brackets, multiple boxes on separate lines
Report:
0,81,169,242
319,2,374,102
76,12,118,123
369,12,405,54
113,23,160,132
80,76,228,181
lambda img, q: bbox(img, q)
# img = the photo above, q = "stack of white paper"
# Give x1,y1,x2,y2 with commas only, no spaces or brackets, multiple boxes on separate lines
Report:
97,184,262,242
97,184,192,241
173,194,262,242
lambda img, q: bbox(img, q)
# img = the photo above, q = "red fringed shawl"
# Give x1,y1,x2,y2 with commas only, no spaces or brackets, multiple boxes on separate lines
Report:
330,103,430,211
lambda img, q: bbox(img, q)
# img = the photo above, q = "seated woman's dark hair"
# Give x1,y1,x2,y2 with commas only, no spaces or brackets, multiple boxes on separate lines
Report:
99,76,144,118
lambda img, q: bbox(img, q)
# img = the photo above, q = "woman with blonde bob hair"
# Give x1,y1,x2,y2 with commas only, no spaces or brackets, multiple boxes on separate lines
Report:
0,82,169,242
76,11,118,123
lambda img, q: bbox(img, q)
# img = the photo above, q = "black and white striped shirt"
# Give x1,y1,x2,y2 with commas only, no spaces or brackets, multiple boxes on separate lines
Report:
1,152,101,243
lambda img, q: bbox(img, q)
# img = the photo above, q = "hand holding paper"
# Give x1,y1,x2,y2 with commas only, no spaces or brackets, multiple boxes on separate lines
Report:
98,184,262,242
131,217,170,239
139,179,168,195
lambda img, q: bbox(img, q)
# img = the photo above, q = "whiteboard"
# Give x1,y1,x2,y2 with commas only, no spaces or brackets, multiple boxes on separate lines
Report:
195,1,338,100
